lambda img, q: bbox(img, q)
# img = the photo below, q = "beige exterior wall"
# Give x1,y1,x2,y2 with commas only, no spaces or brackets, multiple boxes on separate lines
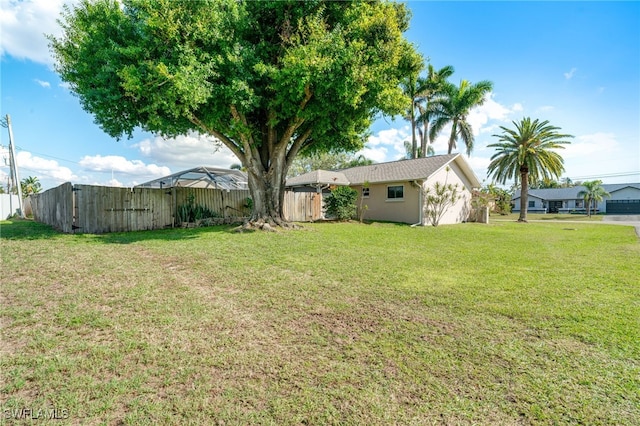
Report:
353,181,421,224
422,162,474,225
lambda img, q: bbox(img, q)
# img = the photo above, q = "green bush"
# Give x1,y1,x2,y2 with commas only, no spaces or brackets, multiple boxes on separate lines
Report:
324,186,358,221
176,193,219,224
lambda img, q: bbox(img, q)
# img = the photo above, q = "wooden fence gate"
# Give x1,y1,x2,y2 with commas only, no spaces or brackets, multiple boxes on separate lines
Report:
283,191,323,222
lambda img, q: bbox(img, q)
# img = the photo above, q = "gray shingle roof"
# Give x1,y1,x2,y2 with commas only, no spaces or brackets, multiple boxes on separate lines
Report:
513,183,640,200
286,170,350,187
286,154,481,188
340,154,459,185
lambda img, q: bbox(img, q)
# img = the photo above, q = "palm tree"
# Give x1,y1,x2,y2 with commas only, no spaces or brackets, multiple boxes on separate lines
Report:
20,176,42,196
487,117,573,222
400,73,427,159
403,140,434,159
343,154,374,168
416,64,455,157
429,79,493,156
578,180,610,217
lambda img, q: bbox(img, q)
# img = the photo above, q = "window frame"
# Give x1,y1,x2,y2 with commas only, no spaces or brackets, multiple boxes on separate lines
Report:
386,185,404,201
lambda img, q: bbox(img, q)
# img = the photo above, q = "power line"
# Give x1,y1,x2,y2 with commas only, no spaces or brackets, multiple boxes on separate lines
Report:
13,145,82,165
565,171,640,180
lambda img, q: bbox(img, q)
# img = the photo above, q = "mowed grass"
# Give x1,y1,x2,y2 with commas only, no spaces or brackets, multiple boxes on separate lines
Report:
1,219,638,425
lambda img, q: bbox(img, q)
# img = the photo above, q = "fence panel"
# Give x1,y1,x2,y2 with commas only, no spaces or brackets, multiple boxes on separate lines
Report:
283,191,322,222
74,185,174,234
31,183,251,233
175,187,250,222
30,182,74,233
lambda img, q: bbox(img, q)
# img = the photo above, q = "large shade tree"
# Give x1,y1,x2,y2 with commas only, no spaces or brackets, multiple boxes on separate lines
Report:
50,0,417,228
487,117,573,222
429,79,493,155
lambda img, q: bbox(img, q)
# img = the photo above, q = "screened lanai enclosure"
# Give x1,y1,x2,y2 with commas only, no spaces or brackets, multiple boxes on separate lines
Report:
136,166,249,190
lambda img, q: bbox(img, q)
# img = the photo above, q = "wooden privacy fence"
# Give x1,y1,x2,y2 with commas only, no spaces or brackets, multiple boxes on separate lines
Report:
283,191,323,222
29,182,75,233
30,183,250,234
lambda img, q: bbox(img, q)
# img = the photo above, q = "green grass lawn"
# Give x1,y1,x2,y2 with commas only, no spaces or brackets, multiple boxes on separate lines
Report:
1,219,638,425
492,212,605,222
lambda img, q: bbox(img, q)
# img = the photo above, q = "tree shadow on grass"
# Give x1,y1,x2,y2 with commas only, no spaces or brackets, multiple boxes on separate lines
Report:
0,219,235,243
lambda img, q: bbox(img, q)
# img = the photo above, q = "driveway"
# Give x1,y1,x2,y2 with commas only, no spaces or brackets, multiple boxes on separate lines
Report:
602,215,640,237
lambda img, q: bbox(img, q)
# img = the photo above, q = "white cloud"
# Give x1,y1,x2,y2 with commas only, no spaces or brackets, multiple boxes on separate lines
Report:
536,105,555,113
467,93,514,137
14,150,75,182
512,103,523,112
104,178,124,187
35,79,50,88
134,132,239,169
357,146,389,163
0,0,76,65
562,132,618,159
462,154,492,183
363,127,410,161
564,67,577,80
366,127,409,148
79,155,171,177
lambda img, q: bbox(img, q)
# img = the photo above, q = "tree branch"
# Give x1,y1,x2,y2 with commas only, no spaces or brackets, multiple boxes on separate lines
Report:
285,127,313,170
230,105,262,168
188,113,245,161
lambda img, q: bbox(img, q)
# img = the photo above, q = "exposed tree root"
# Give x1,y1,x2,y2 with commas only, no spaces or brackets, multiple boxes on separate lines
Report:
233,218,302,233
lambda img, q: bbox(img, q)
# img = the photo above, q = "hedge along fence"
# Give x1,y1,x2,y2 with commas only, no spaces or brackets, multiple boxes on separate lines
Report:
30,183,251,234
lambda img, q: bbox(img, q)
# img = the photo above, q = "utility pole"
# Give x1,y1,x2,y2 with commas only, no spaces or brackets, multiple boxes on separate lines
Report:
2,114,25,218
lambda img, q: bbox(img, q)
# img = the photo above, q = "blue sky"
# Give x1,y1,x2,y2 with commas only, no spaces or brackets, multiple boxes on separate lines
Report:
1,0,639,190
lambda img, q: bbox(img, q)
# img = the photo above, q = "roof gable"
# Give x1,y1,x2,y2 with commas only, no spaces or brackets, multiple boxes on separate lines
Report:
340,154,458,184
285,154,482,188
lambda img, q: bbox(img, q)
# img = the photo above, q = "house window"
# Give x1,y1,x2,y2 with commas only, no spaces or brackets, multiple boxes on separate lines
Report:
575,199,583,208
528,200,535,208
362,187,370,198
387,185,404,200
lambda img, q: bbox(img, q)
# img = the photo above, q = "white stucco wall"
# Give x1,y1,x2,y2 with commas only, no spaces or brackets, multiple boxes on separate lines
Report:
1,194,20,219
422,163,473,225
353,181,421,224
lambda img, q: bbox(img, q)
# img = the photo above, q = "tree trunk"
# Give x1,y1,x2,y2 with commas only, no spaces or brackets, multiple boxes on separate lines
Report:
421,120,428,158
447,121,457,154
519,168,528,222
411,105,417,159
243,152,290,230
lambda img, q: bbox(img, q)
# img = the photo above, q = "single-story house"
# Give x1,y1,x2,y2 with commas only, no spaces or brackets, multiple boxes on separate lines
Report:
286,153,482,225
512,183,640,214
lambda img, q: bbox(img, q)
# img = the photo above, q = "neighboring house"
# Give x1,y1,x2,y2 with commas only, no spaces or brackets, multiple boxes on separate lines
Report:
286,153,482,225
512,183,640,214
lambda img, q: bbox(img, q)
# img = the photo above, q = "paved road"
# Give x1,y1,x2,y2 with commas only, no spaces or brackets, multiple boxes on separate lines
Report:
602,215,640,237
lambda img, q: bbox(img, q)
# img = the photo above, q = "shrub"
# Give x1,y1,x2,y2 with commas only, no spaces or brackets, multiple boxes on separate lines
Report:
324,186,358,221
176,193,219,225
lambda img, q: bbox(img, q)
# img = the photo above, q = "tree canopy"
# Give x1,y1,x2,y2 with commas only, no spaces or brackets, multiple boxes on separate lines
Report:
50,0,417,227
